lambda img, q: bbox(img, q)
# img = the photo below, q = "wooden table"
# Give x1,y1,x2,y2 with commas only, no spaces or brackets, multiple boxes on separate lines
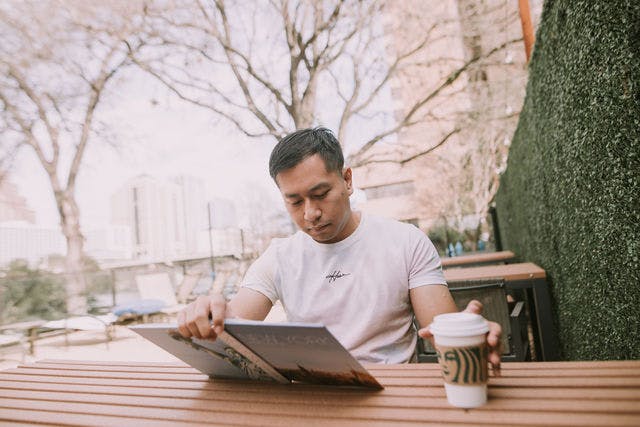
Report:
444,262,558,361
1,359,639,426
441,251,515,268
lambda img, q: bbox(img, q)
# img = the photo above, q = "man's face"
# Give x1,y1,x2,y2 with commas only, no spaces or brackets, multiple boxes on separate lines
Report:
275,154,356,244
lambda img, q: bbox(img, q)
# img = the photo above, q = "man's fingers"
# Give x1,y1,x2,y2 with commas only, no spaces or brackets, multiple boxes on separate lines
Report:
184,305,202,339
184,303,203,339
209,293,227,335
464,300,483,314
177,309,191,338
195,296,217,338
417,326,432,339
487,322,502,348
486,320,502,375
176,295,228,340
183,296,213,339
489,351,502,376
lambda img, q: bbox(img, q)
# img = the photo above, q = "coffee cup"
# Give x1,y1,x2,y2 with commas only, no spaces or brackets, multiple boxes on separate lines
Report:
429,312,490,408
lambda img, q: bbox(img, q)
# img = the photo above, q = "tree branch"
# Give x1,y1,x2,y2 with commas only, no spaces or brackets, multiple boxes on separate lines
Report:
67,42,130,191
0,89,54,175
349,37,522,162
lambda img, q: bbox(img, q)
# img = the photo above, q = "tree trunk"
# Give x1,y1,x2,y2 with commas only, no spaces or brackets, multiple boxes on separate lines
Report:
56,190,87,315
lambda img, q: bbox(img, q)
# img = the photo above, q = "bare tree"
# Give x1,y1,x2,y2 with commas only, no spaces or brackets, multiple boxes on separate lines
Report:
453,0,529,245
333,0,533,246
0,1,144,313
131,0,521,165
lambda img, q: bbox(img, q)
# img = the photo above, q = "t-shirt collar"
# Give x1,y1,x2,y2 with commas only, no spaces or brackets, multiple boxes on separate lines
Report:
305,211,365,252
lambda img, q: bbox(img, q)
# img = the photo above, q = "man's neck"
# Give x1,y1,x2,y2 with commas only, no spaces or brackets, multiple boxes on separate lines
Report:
342,210,362,240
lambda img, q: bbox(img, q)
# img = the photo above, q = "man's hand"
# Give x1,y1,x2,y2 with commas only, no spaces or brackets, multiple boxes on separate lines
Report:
462,300,502,374
177,294,227,340
418,299,502,375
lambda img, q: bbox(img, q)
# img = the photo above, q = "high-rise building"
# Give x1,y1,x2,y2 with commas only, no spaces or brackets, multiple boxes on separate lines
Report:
207,197,238,229
83,225,133,261
176,175,208,254
110,175,206,260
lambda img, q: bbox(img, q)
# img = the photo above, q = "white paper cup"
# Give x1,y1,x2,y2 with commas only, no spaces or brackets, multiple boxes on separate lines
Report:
429,312,490,408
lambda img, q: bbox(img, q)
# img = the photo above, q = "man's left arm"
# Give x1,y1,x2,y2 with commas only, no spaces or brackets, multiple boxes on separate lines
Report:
410,284,503,373
410,284,457,330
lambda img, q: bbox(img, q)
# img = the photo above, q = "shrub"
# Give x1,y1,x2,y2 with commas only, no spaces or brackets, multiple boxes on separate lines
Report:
0,260,67,324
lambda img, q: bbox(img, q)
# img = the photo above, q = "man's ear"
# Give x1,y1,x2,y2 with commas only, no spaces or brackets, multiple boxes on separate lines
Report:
343,167,353,194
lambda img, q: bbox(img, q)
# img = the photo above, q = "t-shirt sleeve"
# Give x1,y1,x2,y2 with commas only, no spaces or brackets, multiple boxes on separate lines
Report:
408,229,447,289
240,240,280,304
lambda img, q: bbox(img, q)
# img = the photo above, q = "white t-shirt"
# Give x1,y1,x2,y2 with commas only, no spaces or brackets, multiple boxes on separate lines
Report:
241,213,446,364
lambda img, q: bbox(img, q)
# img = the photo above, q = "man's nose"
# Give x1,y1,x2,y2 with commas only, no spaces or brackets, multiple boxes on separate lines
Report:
303,200,321,222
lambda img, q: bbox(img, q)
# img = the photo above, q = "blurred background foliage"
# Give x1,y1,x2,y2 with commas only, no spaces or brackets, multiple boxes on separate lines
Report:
0,260,67,324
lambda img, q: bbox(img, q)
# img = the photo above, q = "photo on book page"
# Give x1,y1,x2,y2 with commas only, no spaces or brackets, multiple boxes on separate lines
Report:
130,323,282,382
222,319,382,389
131,320,383,389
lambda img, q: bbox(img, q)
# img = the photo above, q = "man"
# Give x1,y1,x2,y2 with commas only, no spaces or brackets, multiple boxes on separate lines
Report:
178,127,501,368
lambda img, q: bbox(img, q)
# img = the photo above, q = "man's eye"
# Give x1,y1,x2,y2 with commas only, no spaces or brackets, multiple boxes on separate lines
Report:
290,200,303,206
314,191,329,199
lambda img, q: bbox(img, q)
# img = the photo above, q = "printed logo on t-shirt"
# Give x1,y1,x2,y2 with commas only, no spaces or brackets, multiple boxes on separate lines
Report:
326,270,351,284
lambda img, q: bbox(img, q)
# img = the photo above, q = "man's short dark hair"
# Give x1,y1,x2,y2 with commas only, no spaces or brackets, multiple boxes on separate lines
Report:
269,127,344,180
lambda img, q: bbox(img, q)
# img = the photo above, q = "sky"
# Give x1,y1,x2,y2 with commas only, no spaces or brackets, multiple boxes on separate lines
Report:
8,72,283,229
7,58,380,231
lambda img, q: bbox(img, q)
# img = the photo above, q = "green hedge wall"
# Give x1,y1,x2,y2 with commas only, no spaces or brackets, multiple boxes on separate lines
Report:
495,0,640,360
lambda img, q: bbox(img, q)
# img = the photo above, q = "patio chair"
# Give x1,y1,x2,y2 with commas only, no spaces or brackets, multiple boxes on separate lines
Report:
41,313,119,343
416,278,530,362
134,272,186,318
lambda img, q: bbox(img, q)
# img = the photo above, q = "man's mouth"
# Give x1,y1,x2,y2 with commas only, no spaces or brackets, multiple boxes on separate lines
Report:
309,223,330,233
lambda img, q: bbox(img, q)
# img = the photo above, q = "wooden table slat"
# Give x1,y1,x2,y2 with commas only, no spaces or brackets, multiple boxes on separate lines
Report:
441,251,515,268
3,367,208,381
2,386,640,415
19,362,640,380
443,262,546,282
0,407,232,427
3,379,639,402
2,396,639,427
367,360,640,370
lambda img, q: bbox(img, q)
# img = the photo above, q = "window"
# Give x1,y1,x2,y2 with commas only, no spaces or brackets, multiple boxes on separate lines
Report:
362,181,415,200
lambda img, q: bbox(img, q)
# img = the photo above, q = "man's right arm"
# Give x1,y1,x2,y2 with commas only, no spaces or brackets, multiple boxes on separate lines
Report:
177,288,273,340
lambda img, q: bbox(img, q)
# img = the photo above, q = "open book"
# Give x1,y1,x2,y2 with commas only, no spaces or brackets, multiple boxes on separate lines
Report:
131,319,383,389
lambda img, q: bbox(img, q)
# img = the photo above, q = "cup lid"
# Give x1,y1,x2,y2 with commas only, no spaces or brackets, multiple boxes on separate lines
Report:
429,312,490,337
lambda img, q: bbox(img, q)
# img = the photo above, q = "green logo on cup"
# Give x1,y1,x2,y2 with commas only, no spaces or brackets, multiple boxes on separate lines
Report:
436,344,488,385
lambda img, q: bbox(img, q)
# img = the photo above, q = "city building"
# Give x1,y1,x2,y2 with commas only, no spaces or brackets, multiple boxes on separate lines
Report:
0,178,61,267
108,174,245,261
207,197,238,229
82,225,133,261
175,175,208,257
0,221,65,267
110,174,207,260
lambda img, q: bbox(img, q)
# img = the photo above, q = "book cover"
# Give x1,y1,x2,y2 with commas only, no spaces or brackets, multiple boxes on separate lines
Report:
131,320,383,389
